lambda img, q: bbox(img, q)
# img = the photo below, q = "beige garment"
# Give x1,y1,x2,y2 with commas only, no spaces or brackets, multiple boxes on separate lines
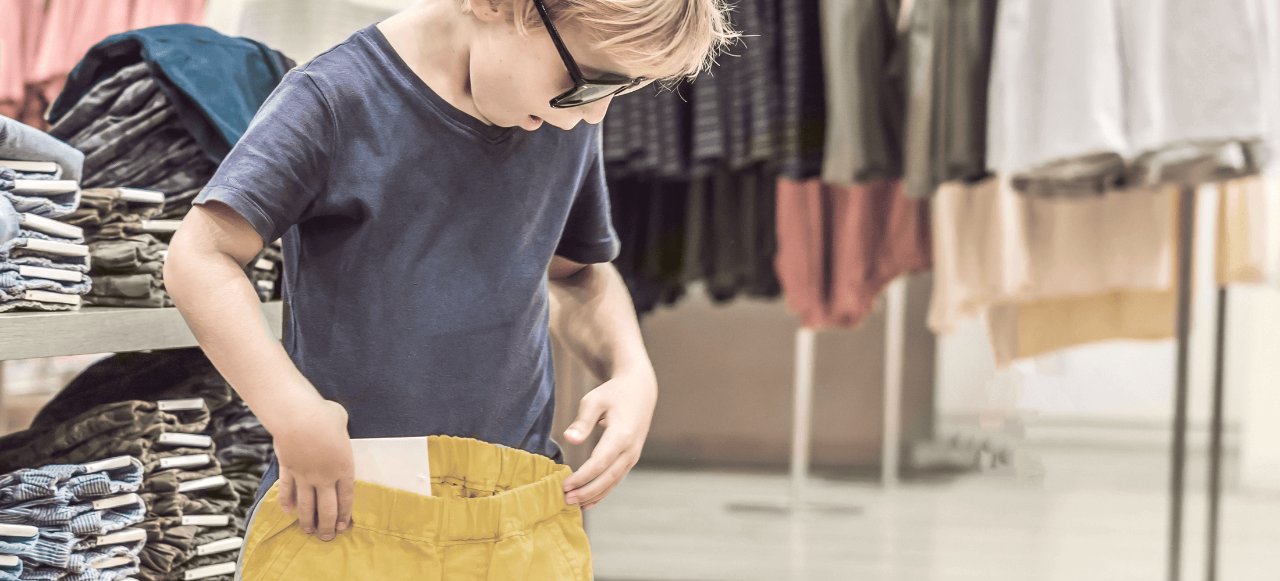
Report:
928,179,1174,333
987,191,1181,366
1216,176,1272,285
927,177,1029,332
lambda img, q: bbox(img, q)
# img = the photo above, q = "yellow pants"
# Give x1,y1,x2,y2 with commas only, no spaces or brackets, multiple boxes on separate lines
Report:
237,435,593,580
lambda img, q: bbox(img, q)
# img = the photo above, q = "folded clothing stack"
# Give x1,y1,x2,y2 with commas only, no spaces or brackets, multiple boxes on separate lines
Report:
6,350,262,581
0,170,89,313
66,187,173,308
0,456,147,581
246,240,282,303
0,115,91,314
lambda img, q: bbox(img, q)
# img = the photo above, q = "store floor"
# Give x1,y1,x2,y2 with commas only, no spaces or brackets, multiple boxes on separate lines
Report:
587,444,1280,581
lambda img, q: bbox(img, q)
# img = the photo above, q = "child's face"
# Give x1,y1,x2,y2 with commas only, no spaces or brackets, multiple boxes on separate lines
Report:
468,11,637,131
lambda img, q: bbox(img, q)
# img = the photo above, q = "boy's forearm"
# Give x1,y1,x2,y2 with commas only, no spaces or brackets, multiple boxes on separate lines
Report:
167,213,323,436
549,262,655,383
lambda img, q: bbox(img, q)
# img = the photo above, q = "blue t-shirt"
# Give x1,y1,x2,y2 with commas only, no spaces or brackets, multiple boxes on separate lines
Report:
194,25,619,465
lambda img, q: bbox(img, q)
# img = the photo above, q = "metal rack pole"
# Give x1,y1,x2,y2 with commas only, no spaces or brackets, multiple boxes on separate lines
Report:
1168,187,1197,581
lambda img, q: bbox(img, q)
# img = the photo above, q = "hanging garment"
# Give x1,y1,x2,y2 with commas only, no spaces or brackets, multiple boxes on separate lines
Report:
819,0,905,186
1215,176,1271,286
238,436,592,581
926,178,1029,332
984,186,1180,365
986,0,1127,176
775,178,930,328
0,0,45,122
48,25,292,163
777,0,826,180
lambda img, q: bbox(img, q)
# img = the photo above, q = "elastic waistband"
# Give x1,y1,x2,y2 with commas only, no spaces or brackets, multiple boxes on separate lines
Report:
264,436,572,543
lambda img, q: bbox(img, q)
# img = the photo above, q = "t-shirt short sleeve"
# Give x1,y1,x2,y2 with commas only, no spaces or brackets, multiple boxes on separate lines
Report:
194,69,335,244
555,128,620,264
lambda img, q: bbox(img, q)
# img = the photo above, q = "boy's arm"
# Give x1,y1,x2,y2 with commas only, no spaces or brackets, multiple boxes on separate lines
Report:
166,202,355,541
549,256,657,509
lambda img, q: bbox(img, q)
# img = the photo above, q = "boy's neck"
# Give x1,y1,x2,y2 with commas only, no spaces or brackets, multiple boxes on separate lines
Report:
377,1,495,126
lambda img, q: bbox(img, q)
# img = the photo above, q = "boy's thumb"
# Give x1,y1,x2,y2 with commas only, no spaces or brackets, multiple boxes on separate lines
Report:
564,399,604,444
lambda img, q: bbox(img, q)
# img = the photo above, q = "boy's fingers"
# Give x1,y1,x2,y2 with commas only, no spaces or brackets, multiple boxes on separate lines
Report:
296,484,318,534
336,477,355,532
278,467,296,512
562,433,624,492
564,396,605,444
567,456,627,505
316,485,338,541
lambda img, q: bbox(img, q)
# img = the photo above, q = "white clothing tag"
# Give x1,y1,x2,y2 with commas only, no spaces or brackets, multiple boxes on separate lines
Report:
118,188,165,204
10,179,77,195
91,493,141,511
181,514,230,527
141,219,181,233
184,562,236,580
18,265,82,282
82,456,134,474
195,537,243,556
256,280,273,291
0,524,38,538
157,433,213,448
89,555,133,569
350,436,432,497
20,238,88,257
23,290,80,305
95,528,146,546
0,555,18,568
253,258,273,271
157,398,206,412
158,454,211,470
177,475,227,493
0,160,59,174
20,213,83,239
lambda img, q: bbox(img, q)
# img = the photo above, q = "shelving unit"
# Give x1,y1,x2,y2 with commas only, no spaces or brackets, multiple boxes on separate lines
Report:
0,302,284,361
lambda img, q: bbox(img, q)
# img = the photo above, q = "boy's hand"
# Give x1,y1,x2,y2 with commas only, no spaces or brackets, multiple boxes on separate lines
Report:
273,398,355,542
560,370,657,510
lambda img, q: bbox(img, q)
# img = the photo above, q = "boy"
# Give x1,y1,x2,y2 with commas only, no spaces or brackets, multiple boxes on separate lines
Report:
167,0,731,552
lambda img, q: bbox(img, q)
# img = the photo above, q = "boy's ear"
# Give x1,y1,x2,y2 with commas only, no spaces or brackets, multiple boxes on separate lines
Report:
466,0,505,23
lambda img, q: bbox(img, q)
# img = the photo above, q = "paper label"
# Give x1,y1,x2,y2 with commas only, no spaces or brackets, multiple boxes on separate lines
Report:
184,562,236,580
118,188,165,204
18,265,82,282
89,555,133,570
91,493,141,511
95,528,145,546
0,524,38,538
157,433,213,448
195,537,243,556
21,238,88,257
181,515,230,527
177,475,227,493
158,454,211,470
21,213,83,239
157,398,206,412
22,290,80,305
82,456,133,473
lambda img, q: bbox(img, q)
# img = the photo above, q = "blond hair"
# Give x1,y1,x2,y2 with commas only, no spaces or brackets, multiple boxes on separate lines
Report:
467,0,738,81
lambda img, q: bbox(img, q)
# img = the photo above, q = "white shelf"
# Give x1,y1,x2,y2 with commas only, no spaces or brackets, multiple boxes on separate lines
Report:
0,302,283,361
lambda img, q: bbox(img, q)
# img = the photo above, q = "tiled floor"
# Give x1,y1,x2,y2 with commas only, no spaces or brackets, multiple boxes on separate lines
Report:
586,445,1280,581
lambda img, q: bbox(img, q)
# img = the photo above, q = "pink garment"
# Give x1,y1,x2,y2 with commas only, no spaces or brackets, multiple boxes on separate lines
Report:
0,0,46,120
130,0,206,30
775,178,932,329
30,0,205,114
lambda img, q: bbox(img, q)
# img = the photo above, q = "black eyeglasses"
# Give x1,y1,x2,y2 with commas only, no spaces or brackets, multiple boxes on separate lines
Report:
532,0,646,108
